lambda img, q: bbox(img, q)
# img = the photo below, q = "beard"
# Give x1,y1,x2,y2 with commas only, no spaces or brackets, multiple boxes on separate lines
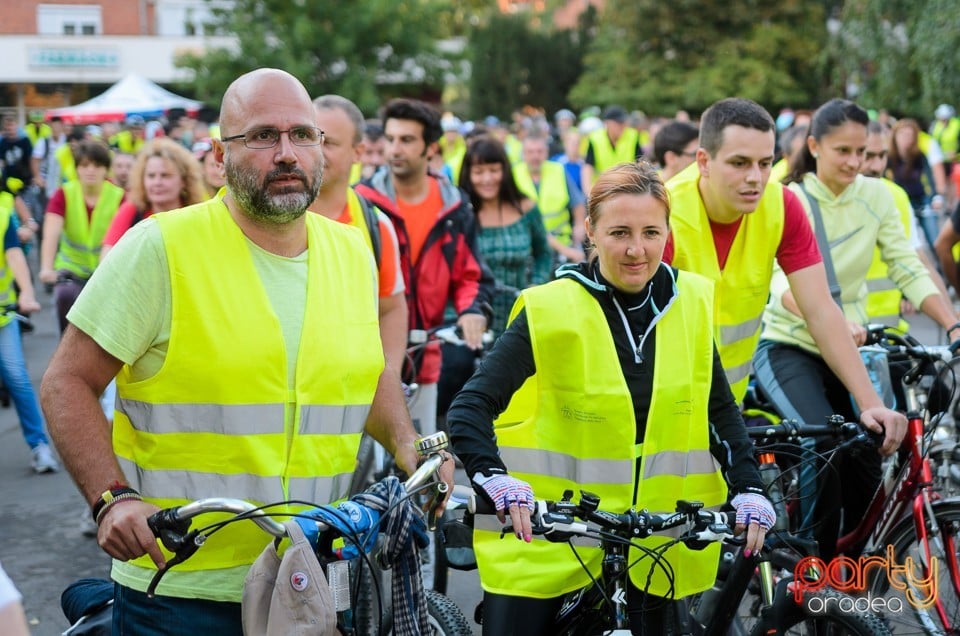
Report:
226,161,322,225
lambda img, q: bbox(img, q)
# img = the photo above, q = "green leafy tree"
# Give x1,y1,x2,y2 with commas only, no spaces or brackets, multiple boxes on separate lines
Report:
467,11,591,120
176,0,448,116
569,0,827,116
835,0,960,118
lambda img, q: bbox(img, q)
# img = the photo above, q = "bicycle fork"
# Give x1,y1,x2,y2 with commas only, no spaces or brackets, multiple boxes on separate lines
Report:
603,540,631,631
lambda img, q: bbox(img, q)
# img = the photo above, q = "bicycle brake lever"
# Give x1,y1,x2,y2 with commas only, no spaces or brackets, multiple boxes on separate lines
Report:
145,530,203,598
148,508,193,552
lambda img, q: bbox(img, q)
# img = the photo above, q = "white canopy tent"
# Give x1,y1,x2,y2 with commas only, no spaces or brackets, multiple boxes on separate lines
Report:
45,74,203,125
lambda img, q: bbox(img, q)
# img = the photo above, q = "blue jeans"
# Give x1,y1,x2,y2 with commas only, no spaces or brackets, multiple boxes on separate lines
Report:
112,584,242,635
0,318,47,449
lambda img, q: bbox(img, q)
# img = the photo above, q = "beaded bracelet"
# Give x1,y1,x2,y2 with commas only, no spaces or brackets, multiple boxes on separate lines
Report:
92,486,142,524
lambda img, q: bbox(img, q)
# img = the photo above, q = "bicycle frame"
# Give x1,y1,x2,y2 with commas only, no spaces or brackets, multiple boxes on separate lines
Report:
835,357,960,630
839,384,934,555
552,527,634,632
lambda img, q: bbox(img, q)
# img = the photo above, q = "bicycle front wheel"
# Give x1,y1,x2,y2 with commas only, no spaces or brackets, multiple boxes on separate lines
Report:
870,500,960,635
378,589,473,636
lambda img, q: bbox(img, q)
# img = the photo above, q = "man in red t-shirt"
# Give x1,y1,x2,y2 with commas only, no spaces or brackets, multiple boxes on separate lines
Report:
664,97,905,453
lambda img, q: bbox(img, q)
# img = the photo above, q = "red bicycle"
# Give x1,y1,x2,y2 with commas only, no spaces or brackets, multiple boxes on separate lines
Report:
757,325,960,633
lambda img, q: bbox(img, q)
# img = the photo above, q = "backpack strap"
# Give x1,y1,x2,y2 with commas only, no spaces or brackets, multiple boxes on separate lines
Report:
798,182,842,308
354,189,382,268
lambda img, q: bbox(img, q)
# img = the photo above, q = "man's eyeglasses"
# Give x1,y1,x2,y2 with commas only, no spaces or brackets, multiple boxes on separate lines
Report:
220,126,325,149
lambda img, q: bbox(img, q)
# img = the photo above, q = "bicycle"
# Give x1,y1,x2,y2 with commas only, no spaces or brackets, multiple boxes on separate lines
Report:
137,432,470,636
447,485,889,635
350,323,494,598
728,418,892,635
747,324,960,634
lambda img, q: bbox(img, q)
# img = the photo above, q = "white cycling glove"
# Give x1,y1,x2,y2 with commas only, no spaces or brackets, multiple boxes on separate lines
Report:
473,472,535,512
731,493,776,531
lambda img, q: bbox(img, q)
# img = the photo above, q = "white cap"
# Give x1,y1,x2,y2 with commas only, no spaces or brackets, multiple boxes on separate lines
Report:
935,104,955,120
441,115,462,133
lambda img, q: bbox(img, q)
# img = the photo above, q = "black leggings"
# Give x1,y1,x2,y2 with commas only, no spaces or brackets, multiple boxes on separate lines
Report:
481,586,683,636
753,340,882,559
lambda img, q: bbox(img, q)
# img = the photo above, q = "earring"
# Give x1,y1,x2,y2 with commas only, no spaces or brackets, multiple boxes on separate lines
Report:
812,153,819,159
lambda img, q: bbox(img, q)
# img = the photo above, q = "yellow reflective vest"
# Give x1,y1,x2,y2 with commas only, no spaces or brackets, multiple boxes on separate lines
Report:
55,144,77,184
474,271,726,599
55,180,124,278
931,118,960,160
865,179,913,331
114,198,383,574
667,162,785,404
24,122,51,146
349,162,362,186
512,161,572,244
447,151,465,186
0,199,17,326
588,127,641,176
110,130,145,154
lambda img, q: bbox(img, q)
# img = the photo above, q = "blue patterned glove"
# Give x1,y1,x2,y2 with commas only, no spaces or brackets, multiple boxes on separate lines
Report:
294,500,381,560
731,493,776,531
473,472,535,512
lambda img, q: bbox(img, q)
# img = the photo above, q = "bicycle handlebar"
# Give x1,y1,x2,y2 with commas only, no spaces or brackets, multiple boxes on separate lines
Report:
449,486,732,546
746,417,881,449
146,433,451,596
149,451,448,548
408,325,495,347
864,323,960,364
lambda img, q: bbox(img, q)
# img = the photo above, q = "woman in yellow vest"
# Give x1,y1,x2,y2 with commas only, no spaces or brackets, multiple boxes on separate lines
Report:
39,140,124,334
448,162,773,635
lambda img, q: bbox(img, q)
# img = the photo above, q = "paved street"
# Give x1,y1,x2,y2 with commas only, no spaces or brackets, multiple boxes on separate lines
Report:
0,264,948,634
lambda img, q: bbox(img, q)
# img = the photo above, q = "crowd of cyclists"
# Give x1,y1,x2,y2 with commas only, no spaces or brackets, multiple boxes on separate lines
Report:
1,70,960,634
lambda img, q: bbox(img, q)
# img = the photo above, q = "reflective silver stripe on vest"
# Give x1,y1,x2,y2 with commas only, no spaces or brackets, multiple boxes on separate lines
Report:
643,449,719,480
288,472,353,505
869,314,900,326
60,234,101,254
724,359,752,387
117,399,284,435
866,278,897,292
719,316,762,345
300,404,370,435
498,447,632,485
118,457,285,503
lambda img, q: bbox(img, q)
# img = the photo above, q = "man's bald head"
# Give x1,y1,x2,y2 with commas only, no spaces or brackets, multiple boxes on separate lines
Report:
220,68,314,134
217,68,324,226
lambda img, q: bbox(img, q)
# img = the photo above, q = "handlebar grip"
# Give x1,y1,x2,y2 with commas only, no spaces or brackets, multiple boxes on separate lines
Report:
148,508,192,552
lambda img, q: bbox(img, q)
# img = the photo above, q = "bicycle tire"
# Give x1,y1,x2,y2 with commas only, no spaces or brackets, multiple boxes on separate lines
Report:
868,500,960,635
377,589,473,636
772,587,892,635
352,557,389,636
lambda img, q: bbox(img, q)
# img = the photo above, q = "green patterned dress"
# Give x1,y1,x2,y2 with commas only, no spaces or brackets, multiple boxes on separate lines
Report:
478,207,553,336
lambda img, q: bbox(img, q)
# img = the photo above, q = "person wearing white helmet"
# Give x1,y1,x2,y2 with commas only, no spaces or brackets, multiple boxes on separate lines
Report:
931,104,960,206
